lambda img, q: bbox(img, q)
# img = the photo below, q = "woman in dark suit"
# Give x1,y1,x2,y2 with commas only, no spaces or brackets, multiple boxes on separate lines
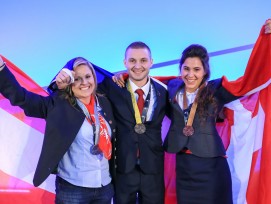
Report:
164,19,271,204
0,57,116,204
163,44,237,204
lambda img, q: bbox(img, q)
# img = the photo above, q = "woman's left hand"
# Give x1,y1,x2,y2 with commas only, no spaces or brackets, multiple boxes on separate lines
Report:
112,73,125,87
0,56,4,67
0,56,5,71
265,19,271,34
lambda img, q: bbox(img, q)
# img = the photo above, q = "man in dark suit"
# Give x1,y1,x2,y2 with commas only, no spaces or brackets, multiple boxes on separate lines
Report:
52,42,168,204
98,42,168,204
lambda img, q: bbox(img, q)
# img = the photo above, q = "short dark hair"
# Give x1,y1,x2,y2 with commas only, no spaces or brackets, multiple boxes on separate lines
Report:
125,41,152,58
179,44,210,82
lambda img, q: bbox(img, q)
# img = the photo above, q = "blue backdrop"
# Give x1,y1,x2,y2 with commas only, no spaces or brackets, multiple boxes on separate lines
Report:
1,0,270,86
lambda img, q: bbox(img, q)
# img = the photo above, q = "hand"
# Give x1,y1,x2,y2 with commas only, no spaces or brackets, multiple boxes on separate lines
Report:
56,70,74,89
112,73,125,87
265,19,271,34
0,56,4,67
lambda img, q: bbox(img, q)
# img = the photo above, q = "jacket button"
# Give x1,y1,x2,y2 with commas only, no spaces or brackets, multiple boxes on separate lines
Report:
113,129,116,132
104,112,107,116
109,120,112,124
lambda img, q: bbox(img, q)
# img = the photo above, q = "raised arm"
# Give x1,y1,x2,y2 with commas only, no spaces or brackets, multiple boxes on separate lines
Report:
222,19,271,96
0,56,51,118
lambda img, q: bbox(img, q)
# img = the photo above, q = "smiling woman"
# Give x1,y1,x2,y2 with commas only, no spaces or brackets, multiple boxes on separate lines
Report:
0,56,116,204
163,19,271,204
164,44,236,204
180,50,208,93
63,59,98,105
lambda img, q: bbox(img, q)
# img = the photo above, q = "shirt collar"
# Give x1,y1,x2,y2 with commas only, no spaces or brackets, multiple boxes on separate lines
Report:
179,88,199,96
128,77,151,96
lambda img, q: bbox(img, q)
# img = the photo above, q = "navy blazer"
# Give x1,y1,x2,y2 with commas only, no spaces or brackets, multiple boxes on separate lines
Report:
0,66,116,187
164,78,239,157
99,77,168,174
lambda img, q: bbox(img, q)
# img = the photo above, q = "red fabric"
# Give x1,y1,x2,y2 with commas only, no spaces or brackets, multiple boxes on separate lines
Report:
119,73,177,85
220,25,271,204
0,170,55,204
246,86,271,204
85,95,112,160
0,55,47,133
135,89,144,115
152,76,177,85
222,26,271,96
0,55,50,204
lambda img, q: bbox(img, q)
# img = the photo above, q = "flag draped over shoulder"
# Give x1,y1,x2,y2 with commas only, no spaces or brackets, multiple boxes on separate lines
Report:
0,25,270,204
0,56,55,204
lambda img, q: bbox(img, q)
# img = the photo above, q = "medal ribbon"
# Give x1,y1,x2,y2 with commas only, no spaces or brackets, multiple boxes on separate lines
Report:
127,80,151,124
77,97,100,144
77,96,112,159
183,82,207,127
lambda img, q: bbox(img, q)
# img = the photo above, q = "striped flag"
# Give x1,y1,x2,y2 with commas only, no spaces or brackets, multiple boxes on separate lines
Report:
0,25,270,204
0,56,55,203
222,25,271,204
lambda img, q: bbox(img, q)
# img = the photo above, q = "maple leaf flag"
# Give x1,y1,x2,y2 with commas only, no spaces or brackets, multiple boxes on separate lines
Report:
0,25,270,204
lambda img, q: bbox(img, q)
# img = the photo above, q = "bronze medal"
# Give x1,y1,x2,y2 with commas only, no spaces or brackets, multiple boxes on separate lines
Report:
134,123,146,134
183,125,194,137
90,145,102,155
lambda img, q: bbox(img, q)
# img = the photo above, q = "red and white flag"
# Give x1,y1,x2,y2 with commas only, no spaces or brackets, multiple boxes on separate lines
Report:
222,25,271,204
0,56,55,204
0,25,270,204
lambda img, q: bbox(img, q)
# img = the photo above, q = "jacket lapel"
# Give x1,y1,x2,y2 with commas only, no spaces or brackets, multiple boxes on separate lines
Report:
117,84,136,122
169,79,184,113
151,79,165,120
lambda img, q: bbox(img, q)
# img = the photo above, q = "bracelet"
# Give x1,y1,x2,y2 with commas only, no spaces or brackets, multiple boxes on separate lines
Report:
0,62,5,71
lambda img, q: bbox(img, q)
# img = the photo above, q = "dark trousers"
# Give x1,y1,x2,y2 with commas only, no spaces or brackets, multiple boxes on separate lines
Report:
55,176,114,204
115,165,164,204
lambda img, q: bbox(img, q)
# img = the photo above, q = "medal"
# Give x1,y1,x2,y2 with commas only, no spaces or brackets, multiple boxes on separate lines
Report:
181,83,207,137
134,123,146,134
90,145,102,155
183,125,194,137
127,81,151,135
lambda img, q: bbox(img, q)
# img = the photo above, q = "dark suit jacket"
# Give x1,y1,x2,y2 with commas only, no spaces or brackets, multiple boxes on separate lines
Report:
0,66,116,187
164,78,239,157
98,77,168,174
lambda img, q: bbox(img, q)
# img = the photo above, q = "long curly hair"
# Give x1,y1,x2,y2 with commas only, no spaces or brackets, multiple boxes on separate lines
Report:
179,44,217,120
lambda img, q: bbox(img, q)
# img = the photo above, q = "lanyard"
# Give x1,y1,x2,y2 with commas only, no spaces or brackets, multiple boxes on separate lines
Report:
182,82,207,126
127,80,151,124
183,90,198,126
76,98,100,145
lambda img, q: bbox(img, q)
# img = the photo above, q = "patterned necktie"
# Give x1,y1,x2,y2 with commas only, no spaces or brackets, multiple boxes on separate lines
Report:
135,89,144,115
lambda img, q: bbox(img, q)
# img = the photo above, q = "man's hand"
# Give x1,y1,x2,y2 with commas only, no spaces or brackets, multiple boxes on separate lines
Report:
56,69,74,89
265,19,271,34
